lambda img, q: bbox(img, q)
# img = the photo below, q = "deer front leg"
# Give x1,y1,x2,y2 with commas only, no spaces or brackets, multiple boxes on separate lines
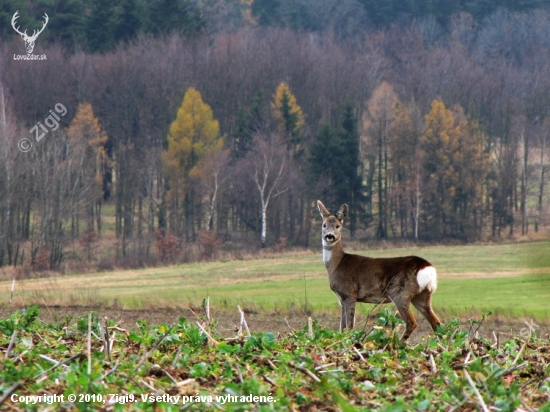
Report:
341,297,356,331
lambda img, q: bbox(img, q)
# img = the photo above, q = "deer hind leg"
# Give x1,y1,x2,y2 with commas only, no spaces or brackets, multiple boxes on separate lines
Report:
390,295,417,341
412,289,442,332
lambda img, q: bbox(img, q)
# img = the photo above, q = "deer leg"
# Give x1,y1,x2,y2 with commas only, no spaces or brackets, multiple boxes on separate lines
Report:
390,296,417,341
340,306,346,332
339,296,356,330
412,290,442,332
345,299,356,329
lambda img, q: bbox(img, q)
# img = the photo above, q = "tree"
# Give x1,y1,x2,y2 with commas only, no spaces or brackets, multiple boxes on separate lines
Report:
389,101,421,240
364,81,398,238
38,0,86,50
67,102,109,236
163,87,222,239
114,0,148,44
148,0,205,37
421,100,489,240
251,0,281,26
338,102,362,237
421,99,460,238
85,0,120,52
241,132,289,248
232,90,268,159
271,82,305,242
271,82,304,152
190,148,230,231
309,102,362,237
0,81,29,266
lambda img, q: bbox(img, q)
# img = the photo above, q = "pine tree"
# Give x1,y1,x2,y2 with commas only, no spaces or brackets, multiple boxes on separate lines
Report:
85,0,120,52
338,102,362,237
232,90,267,159
309,102,362,237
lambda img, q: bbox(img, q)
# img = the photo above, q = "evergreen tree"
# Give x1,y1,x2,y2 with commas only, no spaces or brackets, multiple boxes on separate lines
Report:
338,102,362,237
85,0,120,52
37,0,86,49
309,102,362,237
232,90,267,159
148,0,205,37
271,82,304,153
251,0,281,26
114,0,147,43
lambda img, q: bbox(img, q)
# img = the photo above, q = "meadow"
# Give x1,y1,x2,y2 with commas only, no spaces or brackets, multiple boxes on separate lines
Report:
2,241,549,320
1,242,550,411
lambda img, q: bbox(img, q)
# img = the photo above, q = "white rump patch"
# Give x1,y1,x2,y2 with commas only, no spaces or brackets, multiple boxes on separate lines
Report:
417,266,437,292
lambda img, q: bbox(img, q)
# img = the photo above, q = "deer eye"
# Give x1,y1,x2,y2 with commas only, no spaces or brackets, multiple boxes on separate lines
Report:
323,224,326,228
336,225,340,228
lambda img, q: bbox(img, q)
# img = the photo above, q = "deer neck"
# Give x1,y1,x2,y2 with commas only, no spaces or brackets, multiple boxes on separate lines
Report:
322,238,345,273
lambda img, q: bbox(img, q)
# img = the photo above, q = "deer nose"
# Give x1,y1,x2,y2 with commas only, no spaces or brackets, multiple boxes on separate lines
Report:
325,234,335,241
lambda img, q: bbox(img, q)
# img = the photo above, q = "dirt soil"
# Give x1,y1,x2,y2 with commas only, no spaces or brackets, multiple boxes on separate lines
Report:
1,304,548,344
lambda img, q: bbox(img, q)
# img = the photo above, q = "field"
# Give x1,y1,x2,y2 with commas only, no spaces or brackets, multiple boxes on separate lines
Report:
0,305,549,411
2,242,550,320
1,242,549,410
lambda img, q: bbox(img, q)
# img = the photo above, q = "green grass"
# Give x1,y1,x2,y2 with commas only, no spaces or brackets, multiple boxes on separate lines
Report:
2,242,549,319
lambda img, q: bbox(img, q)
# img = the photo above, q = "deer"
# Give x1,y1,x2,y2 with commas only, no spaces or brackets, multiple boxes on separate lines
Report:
317,200,441,341
12,11,49,54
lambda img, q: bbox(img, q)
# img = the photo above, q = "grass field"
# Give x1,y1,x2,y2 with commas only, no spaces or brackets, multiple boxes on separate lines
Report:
1,242,549,411
2,241,549,320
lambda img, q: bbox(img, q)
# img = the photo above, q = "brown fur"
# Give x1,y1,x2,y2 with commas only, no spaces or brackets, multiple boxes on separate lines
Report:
317,200,441,340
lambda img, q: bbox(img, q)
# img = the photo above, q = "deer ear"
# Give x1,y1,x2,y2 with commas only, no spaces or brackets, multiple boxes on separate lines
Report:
336,204,348,220
317,200,331,218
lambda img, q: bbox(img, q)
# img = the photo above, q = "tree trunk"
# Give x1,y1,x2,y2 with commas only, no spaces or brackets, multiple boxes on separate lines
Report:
535,132,547,232
261,205,267,248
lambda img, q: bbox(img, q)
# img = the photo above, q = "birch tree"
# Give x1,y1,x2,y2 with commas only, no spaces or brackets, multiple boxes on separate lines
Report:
243,133,289,248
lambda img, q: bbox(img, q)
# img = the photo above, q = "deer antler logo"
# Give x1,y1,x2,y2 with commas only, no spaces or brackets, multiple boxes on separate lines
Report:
12,11,49,54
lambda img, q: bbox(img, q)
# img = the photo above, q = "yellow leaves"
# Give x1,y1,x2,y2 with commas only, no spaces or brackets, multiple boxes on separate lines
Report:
67,102,109,200
271,82,304,137
367,80,398,123
422,100,459,148
422,98,490,235
163,87,223,197
68,102,108,151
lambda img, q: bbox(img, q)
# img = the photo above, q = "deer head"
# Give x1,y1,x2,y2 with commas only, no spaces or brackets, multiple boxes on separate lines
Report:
12,11,49,54
317,200,348,247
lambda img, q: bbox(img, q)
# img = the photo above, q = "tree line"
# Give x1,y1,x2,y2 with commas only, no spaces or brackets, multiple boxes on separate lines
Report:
2,0,550,53
0,8,549,269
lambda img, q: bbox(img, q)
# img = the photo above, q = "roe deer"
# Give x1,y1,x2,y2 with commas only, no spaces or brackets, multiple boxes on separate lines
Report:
317,200,441,340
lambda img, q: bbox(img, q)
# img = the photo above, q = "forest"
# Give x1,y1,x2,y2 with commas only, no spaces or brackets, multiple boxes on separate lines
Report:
1,0,550,269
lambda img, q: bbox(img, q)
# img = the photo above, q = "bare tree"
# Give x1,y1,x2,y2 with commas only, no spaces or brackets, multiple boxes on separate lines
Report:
191,148,230,231
240,132,290,248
